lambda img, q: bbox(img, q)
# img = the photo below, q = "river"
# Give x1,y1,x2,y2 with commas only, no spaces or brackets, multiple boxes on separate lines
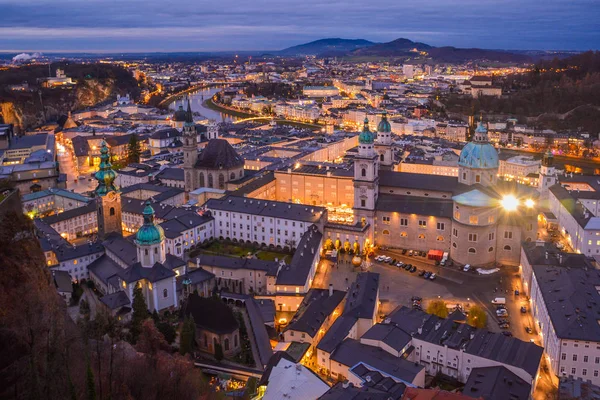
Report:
168,86,236,123
500,149,600,176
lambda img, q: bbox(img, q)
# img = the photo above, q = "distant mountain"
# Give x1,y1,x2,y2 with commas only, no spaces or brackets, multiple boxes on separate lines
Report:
279,38,376,56
279,37,532,63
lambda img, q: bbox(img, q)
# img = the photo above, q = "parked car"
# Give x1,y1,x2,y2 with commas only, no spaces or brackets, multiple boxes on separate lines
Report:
423,272,431,279
404,264,412,271
463,264,471,272
402,249,407,255
429,273,436,280
496,309,508,316
396,262,404,268
418,270,425,276
502,331,513,337
410,266,417,273
408,250,414,256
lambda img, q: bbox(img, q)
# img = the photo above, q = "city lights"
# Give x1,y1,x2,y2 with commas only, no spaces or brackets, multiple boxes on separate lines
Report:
525,198,535,208
500,195,519,211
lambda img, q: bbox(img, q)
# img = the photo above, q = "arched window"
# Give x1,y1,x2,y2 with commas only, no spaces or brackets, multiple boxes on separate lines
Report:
468,248,476,253
475,175,481,183
224,338,230,351
199,172,205,187
436,236,444,242
488,247,494,252
144,248,149,256
361,168,366,177
400,232,407,237
452,242,457,248
208,173,214,188
380,154,384,161
382,230,390,235
418,234,425,239
110,207,115,216
230,172,235,180
218,173,225,189
504,245,512,251
154,247,158,254
163,288,168,298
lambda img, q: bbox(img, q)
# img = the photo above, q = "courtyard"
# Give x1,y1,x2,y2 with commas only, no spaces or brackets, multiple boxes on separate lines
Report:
189,240,293,264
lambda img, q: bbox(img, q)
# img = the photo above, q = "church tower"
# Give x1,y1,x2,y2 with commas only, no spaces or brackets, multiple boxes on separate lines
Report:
207,121,219,140
95,140,122,239
538,150,556,197
374,111,393,167
457,121,499,187
135,201,166,267
353,117,379,229
182,99,197,192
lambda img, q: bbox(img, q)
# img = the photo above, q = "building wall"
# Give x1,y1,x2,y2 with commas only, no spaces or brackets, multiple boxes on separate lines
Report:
275,170,354,208
196,328,241,357
374,212,452,252
50,251,104,281
165,221,214,256
49,211,98,241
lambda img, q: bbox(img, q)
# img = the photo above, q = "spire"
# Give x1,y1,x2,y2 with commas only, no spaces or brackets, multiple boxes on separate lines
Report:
363,117,370,133
185,97,194,124
94,140,118,196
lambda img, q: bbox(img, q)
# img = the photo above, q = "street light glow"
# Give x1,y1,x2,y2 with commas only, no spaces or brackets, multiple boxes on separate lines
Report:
525,199,535,208
501,195,519,211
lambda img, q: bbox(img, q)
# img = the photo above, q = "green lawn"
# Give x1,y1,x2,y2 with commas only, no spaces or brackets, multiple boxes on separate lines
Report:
190,241,292,263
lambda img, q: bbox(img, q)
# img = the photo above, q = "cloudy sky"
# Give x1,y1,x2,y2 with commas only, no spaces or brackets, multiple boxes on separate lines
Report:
0,0,598,52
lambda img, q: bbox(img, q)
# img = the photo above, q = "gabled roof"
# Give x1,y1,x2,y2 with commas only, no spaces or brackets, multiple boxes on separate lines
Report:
463,366,530,400
285,288,346,337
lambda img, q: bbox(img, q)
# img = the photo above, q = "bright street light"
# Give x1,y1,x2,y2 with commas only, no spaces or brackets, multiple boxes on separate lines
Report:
525,199,535,208
501,195,519,211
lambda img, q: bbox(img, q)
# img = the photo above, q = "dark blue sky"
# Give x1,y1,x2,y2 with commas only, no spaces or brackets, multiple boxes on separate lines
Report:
0,0,598,52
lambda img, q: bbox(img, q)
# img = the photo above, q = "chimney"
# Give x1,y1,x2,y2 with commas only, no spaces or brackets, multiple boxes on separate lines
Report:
329,284,333,297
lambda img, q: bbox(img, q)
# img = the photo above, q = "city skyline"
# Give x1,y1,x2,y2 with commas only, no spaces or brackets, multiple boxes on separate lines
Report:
1,0,599,52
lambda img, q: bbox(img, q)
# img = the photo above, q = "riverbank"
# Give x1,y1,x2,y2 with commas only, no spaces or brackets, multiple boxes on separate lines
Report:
159,83,225,108
204,97,322,130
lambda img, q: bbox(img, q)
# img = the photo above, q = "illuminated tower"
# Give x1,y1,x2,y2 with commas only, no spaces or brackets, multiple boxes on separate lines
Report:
95,140,122,238
353,117,379,230
538,150,556,197
182,99,198,191
374,111,393,167
135,201,166,267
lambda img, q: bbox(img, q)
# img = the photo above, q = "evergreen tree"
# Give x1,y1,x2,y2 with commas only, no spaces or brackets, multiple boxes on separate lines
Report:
179,316,195,355
86,361,96,400
127,134,141,164
157,321,177,344
130,285,147,343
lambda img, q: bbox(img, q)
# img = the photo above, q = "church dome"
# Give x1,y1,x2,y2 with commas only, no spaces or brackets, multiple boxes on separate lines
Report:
358,117,374,144
135,201,165,246
172,105,187,122
377,111,391,133
458,122,499,169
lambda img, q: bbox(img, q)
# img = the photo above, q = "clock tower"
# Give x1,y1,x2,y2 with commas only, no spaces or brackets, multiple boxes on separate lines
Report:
94,140,122,238
353,117,379,232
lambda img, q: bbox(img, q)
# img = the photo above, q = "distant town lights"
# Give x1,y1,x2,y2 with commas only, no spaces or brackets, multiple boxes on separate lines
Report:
500,195,519,211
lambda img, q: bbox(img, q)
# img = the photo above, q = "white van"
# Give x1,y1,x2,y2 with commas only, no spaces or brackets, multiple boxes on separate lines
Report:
491,297,506,305
463,264,471,272
440,252,449,266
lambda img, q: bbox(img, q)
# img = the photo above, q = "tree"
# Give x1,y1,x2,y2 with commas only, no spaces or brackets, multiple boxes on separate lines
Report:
179,316,195,355
467,305,487,329
214,343,224,361
86,360,97,400
127,134,141,164
157,321,177,344
137,319,168,360
426,300,448,319
130,285,148,343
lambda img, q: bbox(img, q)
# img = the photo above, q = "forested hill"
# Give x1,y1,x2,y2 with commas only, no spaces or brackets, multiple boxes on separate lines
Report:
442,51,600,134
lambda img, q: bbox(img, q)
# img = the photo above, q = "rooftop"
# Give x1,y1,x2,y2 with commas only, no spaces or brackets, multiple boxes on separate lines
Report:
285,288,346,337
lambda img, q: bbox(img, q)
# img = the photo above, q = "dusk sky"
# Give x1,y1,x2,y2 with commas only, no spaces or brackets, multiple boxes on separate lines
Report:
1,0,599,53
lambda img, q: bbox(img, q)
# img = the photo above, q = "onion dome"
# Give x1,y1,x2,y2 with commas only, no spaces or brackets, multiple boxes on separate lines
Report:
358,117,374,144
377,110,391,133
458,121,499,169
135,200,165,246
94,140,118,196
172,105,187,122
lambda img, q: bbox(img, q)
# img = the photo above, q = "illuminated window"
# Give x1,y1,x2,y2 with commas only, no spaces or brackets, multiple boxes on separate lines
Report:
454,211,460,220
400,232,407,237
73,259,78,265
418,234,425,239
488,215,495,224
436,236,444,242
382,230,390,235
418,220,427,228
382,216,390,224
469,216,478,224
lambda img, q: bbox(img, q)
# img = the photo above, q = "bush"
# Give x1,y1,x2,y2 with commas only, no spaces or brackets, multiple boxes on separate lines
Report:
467,305,487,329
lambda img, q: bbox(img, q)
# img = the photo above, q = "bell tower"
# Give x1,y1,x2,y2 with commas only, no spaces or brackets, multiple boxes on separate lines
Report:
538,150,556,197
375,111,393,167
182,98,197,192
353,117,379,230
94,140,122,238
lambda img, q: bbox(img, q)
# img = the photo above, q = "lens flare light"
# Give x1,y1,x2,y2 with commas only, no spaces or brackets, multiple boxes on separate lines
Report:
501,195,519,211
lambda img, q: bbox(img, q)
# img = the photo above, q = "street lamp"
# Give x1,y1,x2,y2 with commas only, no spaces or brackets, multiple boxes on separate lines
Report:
500,195,519,211
525,199,535,208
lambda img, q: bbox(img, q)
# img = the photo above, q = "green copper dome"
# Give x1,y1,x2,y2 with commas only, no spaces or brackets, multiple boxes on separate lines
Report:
94,140,118,197
135,200,165,246
359,117,374,144
377,110,391,133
